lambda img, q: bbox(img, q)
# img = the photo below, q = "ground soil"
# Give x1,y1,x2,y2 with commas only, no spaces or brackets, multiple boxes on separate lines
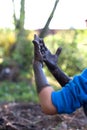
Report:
0,102,87,130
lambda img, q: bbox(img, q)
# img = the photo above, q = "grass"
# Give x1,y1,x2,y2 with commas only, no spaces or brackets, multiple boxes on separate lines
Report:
0,80,39,103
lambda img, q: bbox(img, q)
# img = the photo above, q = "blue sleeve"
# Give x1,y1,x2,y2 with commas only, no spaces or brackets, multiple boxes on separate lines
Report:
51,68,87,114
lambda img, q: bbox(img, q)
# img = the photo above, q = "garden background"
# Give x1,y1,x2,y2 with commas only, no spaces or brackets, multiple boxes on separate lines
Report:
0,0,87,129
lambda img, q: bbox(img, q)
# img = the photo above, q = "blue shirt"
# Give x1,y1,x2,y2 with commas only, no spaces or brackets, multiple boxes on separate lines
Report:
51,68,87,114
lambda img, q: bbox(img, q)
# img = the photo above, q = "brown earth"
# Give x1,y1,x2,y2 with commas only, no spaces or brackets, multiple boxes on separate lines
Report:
0,102,87,130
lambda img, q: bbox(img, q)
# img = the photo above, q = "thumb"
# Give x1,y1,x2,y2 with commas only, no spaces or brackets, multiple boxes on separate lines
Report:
55,47,62,57
32,34,39,45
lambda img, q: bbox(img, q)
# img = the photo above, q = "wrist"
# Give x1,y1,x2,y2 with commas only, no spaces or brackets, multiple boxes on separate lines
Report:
45,62,57,71
33,60,43,68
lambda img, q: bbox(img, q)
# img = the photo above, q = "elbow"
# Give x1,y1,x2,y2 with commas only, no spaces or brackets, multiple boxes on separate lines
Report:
38,87,58,115
41,105,57,115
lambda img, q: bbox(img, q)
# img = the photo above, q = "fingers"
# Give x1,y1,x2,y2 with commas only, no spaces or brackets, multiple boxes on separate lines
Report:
32,35,45,51
33,34,62,58
32,34,40,44
32,34,41,51
33,34,46,49
55,47,62,57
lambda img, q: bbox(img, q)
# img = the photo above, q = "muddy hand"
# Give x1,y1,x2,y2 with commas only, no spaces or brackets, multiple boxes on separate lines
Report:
39,38,62,69
32,34,43,63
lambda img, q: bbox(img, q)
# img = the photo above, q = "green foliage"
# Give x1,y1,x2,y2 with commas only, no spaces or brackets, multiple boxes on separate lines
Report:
44,29,87,76
0,29,87,101
0,81,38,103
11,30,33,72
0,29,16,57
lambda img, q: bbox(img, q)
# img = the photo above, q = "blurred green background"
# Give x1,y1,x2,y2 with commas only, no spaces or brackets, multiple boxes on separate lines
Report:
0,29,87,103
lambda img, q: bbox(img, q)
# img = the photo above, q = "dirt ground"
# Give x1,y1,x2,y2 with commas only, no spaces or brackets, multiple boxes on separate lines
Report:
0,102,87,130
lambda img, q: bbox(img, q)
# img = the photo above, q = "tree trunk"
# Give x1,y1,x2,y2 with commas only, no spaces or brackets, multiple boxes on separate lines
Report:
12,0,25,31
39,0,59,38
